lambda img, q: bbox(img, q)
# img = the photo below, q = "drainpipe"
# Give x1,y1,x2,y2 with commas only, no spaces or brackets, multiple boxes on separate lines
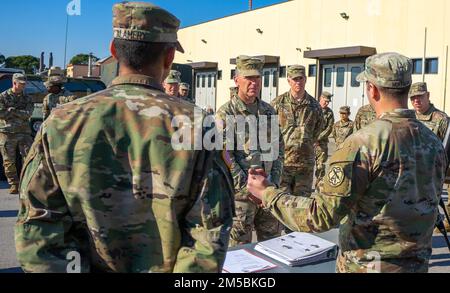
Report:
444,45,449,111
422,27,427,82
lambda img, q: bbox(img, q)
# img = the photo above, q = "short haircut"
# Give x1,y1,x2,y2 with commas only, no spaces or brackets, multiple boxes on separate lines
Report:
113,39,175,70
378,85,411,100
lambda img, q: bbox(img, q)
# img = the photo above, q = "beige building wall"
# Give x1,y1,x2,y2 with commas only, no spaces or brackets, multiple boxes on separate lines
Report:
174,0,450,112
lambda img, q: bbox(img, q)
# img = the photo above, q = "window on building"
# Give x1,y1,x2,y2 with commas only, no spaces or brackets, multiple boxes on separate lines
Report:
201,75,205,88
336,67,345,87
264,71,270,87
230,69,236,79
324,68,332,87
425,58,438,74
208,75,212,87
273,70,278,87
217,70,222,80
309,64,317,77
412,59,423,75
350,67,362,87
279,66,286,78
196,76,200,88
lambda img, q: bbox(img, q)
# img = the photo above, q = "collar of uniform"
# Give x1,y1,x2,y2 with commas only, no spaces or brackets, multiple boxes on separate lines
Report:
379,109,416,119
416,104,437,120
340,120,352,126
289,91,311,105
231,94,261,114
110,74,164,91
7,88,24,98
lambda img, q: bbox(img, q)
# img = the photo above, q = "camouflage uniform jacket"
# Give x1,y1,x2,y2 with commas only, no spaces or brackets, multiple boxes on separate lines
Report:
332,119,354,147
15,74,235,273
261,109,447,273
415,104,449,141
0,88,33,134
271,91,323,167
317,106,334,144
354,104,376,131
43,89,77,120
216,95,284,201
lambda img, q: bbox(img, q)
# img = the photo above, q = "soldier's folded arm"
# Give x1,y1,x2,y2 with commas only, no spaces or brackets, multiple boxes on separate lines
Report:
269,125,285,187
317,116,334,142
15,129,81,273
260,144,368,233
173,151,234,273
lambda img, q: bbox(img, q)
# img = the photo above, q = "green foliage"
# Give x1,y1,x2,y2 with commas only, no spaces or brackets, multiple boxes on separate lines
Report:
69,54,99,65
5,55,40,74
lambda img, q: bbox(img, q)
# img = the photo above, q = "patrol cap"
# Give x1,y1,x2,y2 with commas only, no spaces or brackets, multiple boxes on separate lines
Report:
113,1,184,53
180,82,190,90
409,82,428,98
356,52,412,88
236,55,264,77
287,65,306,79
44,75,67,87
320,91,333,101
12,73,27,84
48,66,64,77
339,106,351,114
164,70,181,84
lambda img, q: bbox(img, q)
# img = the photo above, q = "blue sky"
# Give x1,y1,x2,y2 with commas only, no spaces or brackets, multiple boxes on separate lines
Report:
0,0,286,68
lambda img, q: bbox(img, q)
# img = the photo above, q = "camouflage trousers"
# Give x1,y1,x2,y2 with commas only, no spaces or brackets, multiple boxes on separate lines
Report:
280,165,314,197
228,199,282,247
0,133,33,186
314,141,329,188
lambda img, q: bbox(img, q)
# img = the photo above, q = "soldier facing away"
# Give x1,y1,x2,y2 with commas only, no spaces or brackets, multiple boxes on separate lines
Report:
332,106,354,148
271,65,323,198
216,55,284,247
42,73,77,120
314,91,334,188
409,81,450,231
247,52,447,273
0,73,34,194
15,2,234,273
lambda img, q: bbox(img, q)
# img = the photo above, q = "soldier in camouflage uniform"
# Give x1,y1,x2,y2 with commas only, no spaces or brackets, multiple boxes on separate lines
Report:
163,70,181,97
409,82,450,231
271,65,323,197
42,75,77,120
332,106,354,147
216,55,284,247
230,86,238,99
15,2,234,273
248,52,447,273
314,91,334,188
354,103,376,131
0,73,33,194
179,82,194,103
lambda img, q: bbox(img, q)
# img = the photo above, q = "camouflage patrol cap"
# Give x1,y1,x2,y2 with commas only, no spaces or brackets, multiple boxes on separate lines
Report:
409,82,428,98
12,73,27,84
113,2,184,53
44,75,67,87
287,65,306,79
339,106,351,114
164,70,181,84
180,82,190,90
236,55,264,77
320,91,333,101
356,52,412,88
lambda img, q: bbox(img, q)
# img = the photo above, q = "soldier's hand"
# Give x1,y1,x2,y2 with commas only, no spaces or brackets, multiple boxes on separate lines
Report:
247,168,269,206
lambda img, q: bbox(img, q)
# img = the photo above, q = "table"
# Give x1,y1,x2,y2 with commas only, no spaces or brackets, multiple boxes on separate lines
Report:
226,229,339,273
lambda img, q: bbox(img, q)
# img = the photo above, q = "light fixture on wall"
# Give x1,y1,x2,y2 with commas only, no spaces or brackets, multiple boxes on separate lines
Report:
306,47,312,51
201,39,207,44
256,28,263,34
296,48,302,52
187,59,193,63
340,12,349,20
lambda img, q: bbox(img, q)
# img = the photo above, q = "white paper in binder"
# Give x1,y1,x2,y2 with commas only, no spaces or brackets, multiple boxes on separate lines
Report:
254,232,338,267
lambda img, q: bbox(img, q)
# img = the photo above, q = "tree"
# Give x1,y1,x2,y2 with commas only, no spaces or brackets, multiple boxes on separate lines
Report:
69,53,99,65
5,55,40,74
0,54,5,64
